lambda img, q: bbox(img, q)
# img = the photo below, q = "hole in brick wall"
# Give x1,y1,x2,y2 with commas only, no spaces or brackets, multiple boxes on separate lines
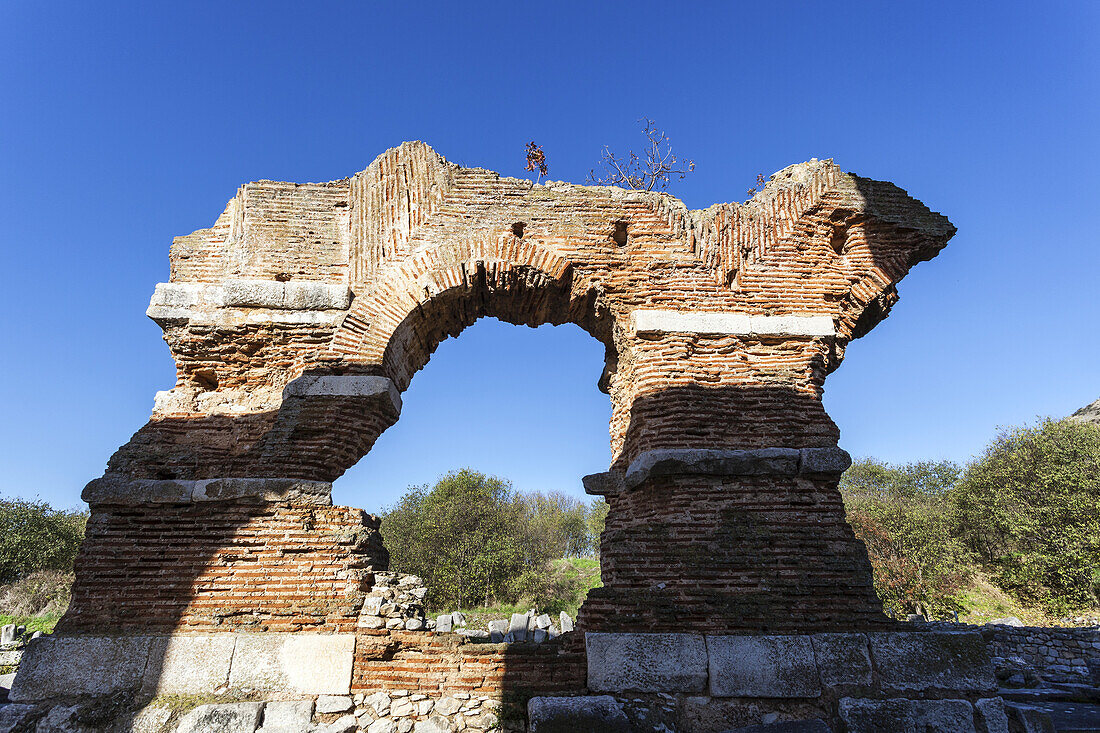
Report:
612,221,628,247
333,318,611,630
830,226,847,255
192,368,218,390
275,272,291,282
512,222,525,238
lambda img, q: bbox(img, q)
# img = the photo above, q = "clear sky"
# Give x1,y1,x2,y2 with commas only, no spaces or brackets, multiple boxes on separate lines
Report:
1,1,1097,513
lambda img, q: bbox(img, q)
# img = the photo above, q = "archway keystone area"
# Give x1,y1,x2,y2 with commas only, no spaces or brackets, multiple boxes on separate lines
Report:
10,143,1012,731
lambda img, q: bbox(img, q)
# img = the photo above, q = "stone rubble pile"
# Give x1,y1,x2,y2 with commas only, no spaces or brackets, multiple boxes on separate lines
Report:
357,573,431,631
358,574,574,645
0,625,43,683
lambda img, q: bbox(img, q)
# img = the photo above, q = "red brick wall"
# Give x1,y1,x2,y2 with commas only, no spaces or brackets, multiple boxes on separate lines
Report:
352,629,586,697
60,500,387,633
581,474,890,634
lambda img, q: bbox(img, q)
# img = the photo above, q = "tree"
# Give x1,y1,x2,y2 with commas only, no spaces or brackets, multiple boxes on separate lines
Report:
840,459,968,619
516,491,593,562
587,118,694,192
381,469,527,610
0,498,87,583
952,418,1100,614
381,471,608,611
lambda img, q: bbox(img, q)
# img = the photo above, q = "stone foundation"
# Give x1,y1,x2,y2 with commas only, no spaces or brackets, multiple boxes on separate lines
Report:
8,629,1012,732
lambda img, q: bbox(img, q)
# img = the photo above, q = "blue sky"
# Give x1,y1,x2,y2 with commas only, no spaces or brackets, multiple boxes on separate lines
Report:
1,1,1097,512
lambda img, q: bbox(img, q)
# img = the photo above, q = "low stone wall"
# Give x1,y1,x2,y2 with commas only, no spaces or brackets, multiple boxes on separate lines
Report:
7,629,1009,732
562,630,1006,732
982,623,1100,685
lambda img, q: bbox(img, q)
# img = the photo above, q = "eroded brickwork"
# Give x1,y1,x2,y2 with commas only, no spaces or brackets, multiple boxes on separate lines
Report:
61,499,387,633
57,141,956,712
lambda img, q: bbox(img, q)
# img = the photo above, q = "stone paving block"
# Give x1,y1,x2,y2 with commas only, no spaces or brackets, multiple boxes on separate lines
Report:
587,632,708,693
9,635,153,701
707,635,822,698
143,633,236,694
228,633,354,695
175,703,264,733
528,695,631,733
810,633,871,687
839,697,975,733
868,631,996,693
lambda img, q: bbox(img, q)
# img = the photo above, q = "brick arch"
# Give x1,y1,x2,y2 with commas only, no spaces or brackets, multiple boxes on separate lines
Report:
330,235,608,382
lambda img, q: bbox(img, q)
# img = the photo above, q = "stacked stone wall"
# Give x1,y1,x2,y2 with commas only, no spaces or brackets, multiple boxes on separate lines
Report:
983,623,1100,685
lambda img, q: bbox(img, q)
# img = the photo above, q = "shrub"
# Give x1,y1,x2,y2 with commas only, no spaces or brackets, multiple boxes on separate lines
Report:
840,459,969,619
0,497,87,583
952,418,1100,614
0,570,74,616
381,470,605,611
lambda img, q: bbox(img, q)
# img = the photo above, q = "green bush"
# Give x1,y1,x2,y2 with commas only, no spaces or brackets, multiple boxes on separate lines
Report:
381,469,604,611
952,418,1100,614
0,498,87,583
840,459,969,619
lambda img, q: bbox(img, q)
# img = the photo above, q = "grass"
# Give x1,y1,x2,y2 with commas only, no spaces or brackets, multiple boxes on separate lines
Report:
955,573,1056,626
0,612,62,635
435,556,603,629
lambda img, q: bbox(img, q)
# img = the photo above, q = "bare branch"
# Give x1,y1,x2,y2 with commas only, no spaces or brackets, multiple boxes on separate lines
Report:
586,118,695,192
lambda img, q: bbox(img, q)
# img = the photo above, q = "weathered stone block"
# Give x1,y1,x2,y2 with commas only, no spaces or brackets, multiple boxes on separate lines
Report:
975,698,1010,733
283,375,402,414
227,633,354,695
625,448,802,489
1003,703,1055,733
316,696,353,714
143,633,235,694
175,703,264,733
868,631,996,693
366,718,397,733
798,447,852,475
527,695,630,733
707,635,821,698
581,471,624,497
82,476,193,505
222,279,286,308
127,705,173,733
810,633,871,687
838,697,975,733
191,478,332,504
411,717,450,733
508,613,529,643
586,632,708,692
258,700,313,733
10,635,153,701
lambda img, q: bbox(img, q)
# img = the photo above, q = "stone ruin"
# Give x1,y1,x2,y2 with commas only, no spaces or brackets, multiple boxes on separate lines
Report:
5,141,1025,732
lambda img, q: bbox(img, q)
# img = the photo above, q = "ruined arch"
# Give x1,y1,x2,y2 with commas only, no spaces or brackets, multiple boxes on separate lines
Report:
13,142,996,732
